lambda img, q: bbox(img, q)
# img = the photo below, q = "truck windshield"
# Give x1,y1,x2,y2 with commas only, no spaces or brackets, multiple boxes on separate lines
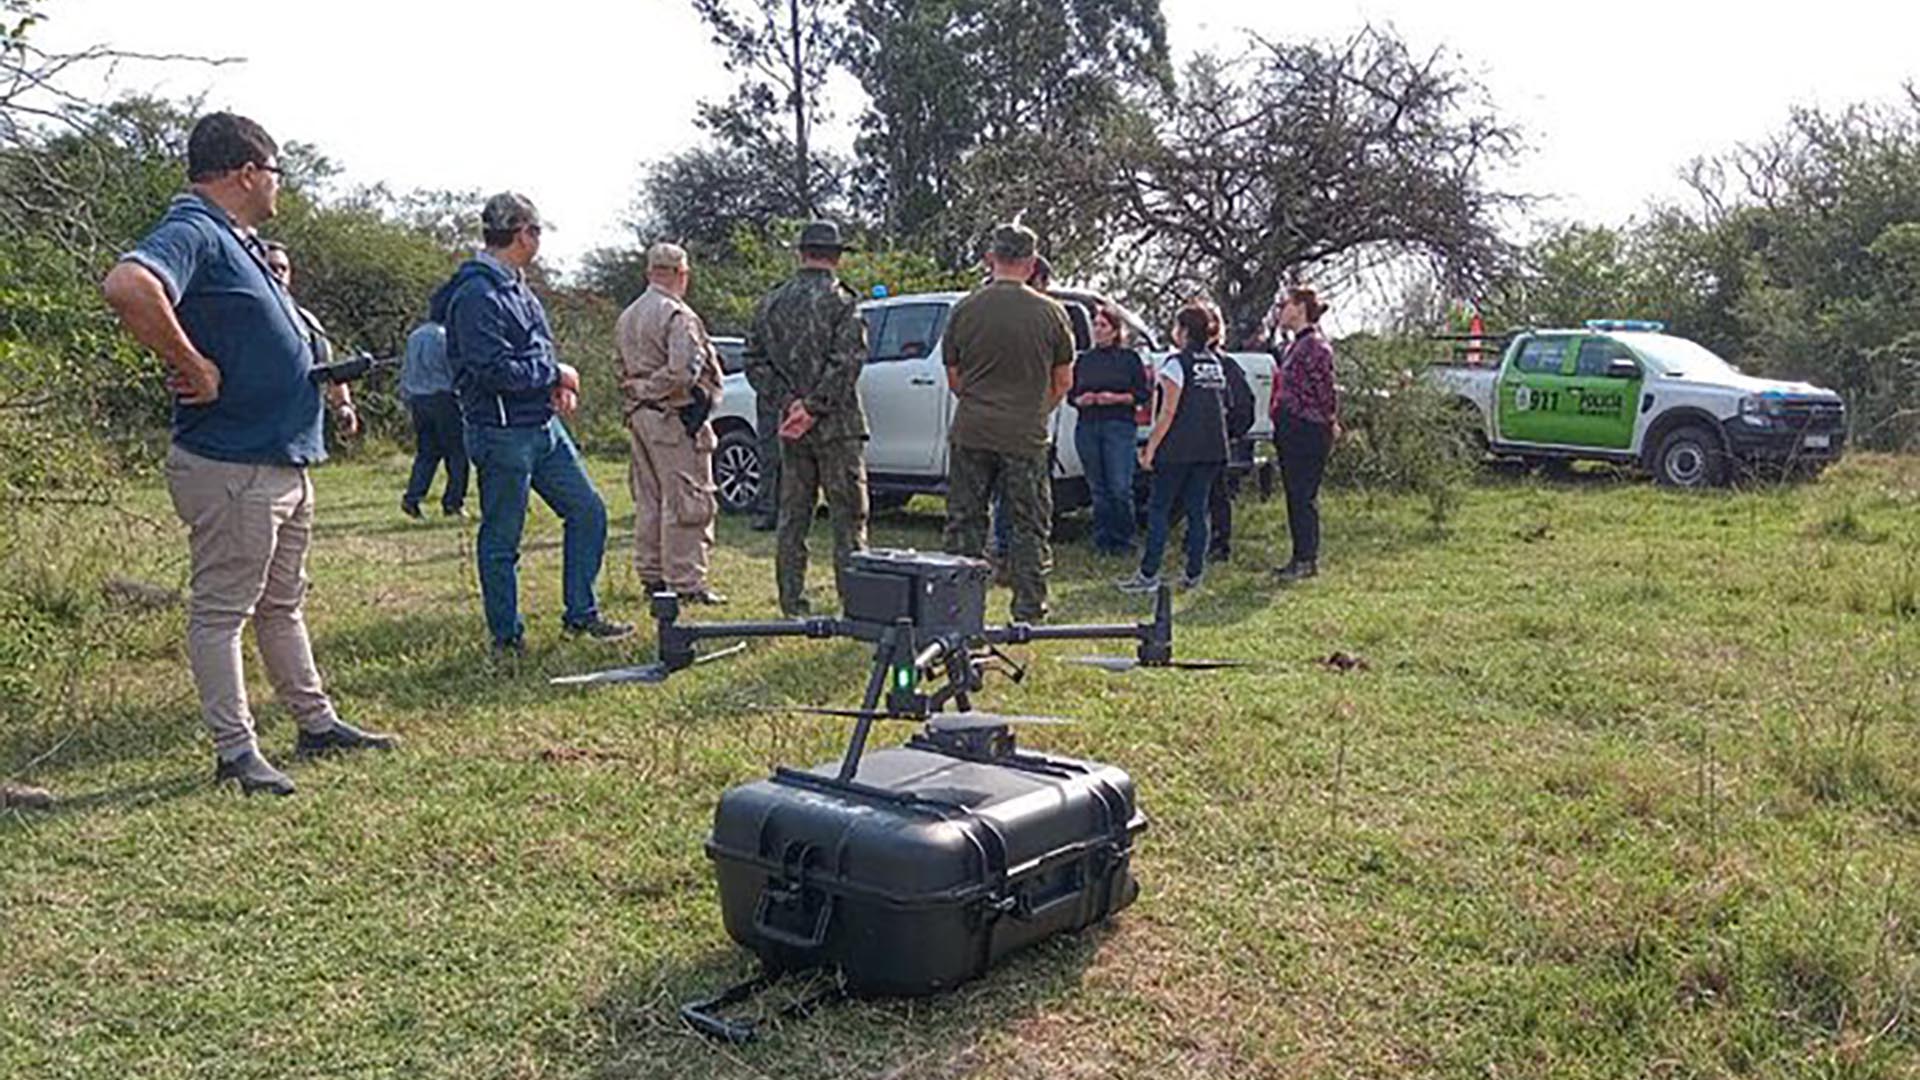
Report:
1617,333,1739,379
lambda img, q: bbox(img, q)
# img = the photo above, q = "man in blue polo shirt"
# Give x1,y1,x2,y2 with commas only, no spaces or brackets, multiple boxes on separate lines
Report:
431,192,631,653
102,111,395,797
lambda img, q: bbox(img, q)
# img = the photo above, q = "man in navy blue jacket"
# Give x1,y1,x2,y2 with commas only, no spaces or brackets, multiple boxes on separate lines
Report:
433,192,630,652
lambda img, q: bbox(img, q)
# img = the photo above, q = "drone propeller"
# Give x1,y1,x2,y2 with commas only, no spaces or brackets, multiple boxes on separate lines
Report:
1061,655,1247,674
755,705,1072,730
751,704,889,721
550,642,748,686
927,710,1074,732
550,662,673,686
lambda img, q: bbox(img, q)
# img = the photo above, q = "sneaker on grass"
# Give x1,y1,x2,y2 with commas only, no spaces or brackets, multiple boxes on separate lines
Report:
1115,571,1161,594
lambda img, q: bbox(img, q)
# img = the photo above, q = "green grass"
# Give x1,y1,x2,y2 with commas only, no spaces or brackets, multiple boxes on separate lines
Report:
5,452,1920,1078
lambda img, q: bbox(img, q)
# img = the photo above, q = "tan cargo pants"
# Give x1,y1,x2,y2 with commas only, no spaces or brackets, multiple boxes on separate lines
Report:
165,445,339,758
627,408,717,592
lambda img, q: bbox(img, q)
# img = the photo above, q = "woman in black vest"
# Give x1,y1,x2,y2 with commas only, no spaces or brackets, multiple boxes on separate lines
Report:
1118,301,1230,593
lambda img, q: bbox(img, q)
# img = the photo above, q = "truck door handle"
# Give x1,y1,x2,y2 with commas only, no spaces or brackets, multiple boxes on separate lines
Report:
910,376,936,386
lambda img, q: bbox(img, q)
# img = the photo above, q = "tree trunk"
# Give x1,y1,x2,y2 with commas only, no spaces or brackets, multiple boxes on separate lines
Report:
789,0,813,217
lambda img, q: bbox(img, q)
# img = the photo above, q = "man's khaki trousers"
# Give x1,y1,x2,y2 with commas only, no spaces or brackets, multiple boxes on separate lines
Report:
165,445,339,758
627,409,718,592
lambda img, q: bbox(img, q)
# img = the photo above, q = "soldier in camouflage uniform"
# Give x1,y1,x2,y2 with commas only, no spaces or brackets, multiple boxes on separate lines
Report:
942,224,1075,623
743,221,871,616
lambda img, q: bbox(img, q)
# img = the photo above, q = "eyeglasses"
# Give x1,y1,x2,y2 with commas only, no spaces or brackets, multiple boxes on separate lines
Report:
522,224,543,237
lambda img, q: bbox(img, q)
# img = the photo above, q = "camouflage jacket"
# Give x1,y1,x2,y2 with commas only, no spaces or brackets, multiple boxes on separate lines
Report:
743,268,869,442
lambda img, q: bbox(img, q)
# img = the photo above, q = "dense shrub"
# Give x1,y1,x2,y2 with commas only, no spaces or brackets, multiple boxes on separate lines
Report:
1324,334,1478,531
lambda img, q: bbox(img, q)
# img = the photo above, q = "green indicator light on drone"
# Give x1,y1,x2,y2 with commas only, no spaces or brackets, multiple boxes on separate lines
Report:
893,664,916,691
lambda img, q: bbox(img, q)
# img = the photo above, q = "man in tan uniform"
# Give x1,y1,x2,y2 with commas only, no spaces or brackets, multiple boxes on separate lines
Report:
615,243,727,604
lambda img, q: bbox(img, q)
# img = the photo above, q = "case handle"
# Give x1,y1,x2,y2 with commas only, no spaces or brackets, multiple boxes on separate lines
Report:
1019,886,1085,921
679,972,775,1044
753,886,835,948
1010,860,1089,921
680,969,847,1043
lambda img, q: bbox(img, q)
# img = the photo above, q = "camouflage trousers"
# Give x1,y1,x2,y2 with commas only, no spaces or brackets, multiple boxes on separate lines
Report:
753,397,782,523
944,445,1052,621
776,435,869,615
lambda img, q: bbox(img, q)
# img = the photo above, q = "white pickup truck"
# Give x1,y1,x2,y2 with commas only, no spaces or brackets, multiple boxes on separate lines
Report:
709,290,1276,512
1431,320,1847,487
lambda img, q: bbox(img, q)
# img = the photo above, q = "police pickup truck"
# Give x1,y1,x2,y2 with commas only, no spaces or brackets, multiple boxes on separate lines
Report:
708,290,1276,513
1430,320,1847,487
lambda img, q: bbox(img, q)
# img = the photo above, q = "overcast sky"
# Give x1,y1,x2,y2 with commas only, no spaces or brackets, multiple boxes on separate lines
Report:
33,0,1920,275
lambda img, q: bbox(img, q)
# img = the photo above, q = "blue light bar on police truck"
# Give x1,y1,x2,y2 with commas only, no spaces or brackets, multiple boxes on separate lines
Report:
1584,319,1667,332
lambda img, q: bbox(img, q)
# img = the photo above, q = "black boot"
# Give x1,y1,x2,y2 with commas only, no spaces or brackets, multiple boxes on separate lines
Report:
295,720,399,758
215,749,296,796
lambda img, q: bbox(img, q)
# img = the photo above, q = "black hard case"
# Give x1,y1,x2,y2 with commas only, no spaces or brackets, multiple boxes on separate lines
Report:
705,742,1145,996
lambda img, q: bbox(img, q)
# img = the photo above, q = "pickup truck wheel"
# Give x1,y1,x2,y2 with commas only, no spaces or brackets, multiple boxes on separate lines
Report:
713,429,763,514
1653,425,1727,489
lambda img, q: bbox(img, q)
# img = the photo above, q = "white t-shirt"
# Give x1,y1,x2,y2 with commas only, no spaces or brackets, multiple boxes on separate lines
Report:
1156,355,1184,389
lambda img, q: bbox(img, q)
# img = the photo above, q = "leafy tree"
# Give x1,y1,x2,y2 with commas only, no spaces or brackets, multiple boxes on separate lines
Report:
1090,28,1521,343
1488,215,1749,357
839,0,1170,260
1686,93,1920,446
0,94,197,487
689,0,848,219
271,187,464,356
629,145,814,251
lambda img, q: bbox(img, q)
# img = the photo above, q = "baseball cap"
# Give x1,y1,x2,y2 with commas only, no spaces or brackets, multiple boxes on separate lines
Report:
481,192,541,233
646,242,689,271
986,223,1038,260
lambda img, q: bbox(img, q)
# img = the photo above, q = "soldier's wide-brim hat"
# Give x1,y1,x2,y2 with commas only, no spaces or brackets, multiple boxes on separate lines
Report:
794,220,858,252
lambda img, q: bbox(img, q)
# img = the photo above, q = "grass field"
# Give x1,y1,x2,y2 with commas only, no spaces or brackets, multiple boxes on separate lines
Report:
4,450,1919,1079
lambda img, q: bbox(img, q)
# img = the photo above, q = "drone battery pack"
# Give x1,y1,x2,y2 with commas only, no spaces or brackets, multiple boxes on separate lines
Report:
704,744,1145,996
840,549,991,638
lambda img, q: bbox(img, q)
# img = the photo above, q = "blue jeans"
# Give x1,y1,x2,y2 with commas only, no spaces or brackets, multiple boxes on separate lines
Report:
465,418,608,644
1139,460,1222,581
403,393,468,512
1074,417,1138,552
